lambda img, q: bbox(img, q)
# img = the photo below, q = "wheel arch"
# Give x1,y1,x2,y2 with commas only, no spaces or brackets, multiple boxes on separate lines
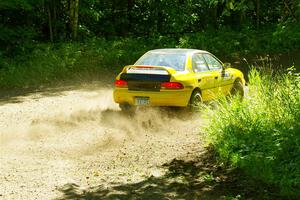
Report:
191,87,202,95
231,77,245,97
189,87,202,103
188,87,203,109
234,77,242,83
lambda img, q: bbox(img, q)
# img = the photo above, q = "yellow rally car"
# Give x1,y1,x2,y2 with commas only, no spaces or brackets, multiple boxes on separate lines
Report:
113,49,245,110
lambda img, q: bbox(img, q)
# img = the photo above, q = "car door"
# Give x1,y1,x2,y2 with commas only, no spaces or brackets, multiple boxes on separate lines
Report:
191,53,216,101
202,53,225,98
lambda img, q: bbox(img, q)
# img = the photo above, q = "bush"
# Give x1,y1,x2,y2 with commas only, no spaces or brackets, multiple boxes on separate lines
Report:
0,25,299,89
0,37,178,89
272,21,300,51
207,67,300,198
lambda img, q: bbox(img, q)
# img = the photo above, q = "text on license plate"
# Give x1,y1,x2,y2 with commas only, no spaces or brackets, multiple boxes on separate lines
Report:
135,97,149,106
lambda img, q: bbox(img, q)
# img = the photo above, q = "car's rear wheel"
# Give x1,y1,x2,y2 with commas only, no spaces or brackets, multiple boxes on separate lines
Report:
119,103,136,113
230,79,244,98
188,90,203,111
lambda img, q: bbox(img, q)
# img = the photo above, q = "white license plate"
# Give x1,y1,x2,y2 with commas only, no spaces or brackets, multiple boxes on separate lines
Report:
135,97,150,106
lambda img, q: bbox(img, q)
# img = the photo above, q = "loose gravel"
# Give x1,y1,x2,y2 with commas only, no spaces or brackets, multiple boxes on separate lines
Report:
0,84,206,200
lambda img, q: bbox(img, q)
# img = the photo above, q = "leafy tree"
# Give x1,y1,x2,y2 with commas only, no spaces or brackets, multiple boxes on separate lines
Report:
0,0,299,54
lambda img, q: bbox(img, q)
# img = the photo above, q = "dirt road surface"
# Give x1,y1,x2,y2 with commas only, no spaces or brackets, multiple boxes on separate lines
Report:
0,84,208,200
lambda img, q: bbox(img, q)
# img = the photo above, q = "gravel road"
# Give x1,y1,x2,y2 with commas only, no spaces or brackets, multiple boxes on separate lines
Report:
0,84,207,200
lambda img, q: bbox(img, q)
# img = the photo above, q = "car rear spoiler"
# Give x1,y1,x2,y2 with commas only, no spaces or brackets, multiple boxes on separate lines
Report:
121,65,177,75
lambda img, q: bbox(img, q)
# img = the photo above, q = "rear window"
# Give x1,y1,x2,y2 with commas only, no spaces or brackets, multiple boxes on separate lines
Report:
135,52,186,71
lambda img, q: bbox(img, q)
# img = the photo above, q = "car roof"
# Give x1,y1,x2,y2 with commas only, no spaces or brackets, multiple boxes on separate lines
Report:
147,48,209,55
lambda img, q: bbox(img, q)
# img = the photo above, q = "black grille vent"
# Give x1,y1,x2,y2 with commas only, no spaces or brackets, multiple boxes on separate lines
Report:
120,73,171,91
120,73,171,82
128,81,161,91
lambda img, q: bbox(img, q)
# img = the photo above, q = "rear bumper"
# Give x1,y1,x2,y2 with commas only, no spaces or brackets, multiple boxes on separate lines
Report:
113,88,192,107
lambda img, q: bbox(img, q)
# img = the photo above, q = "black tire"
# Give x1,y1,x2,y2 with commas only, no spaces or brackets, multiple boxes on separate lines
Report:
188,90,203,111
230,79,244,98
119,103,136,113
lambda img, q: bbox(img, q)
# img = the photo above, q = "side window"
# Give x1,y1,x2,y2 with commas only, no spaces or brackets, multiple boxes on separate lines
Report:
203,54,222,71
192,54,209,73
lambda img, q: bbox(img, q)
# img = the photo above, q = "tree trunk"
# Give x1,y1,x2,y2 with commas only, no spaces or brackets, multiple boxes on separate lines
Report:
283,0,297,21
53,0,57,39
256,0,260,29
126,0,134,35
70,0,79,39
154,0,162,34
214,6,218,28
47,4,53,42
69,0,74,39
73,0,79,39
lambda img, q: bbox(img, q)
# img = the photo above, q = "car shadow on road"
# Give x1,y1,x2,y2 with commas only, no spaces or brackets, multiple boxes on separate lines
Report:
55,147,282,200
0,86,75,105
0,81,113,106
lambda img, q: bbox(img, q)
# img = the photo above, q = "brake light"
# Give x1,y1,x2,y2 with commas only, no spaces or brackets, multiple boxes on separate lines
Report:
115,80,128,88
161,82,184,89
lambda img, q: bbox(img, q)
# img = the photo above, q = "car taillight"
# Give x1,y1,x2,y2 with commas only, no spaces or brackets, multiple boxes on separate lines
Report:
161,82,184,89
115,80,128,88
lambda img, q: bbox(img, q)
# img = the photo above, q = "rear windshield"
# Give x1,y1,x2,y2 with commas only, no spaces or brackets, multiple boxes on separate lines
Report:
135,52,186,71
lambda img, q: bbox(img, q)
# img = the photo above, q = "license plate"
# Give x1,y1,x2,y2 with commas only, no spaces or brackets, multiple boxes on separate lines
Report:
135,97,149,106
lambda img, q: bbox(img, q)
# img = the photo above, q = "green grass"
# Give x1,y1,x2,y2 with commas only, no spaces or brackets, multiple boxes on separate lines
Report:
207,67,300,198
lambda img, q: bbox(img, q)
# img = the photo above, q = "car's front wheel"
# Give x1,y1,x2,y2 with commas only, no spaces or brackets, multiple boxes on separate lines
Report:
188,90,203,111
230,79,244,98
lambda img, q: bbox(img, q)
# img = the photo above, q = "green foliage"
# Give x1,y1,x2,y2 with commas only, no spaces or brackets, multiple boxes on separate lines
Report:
0,0,35,10
272,21,300,51
0,36,178,88
207,68,300,198
1,0,300,47
0,0,299,65
177,25,300,56
0,25,299,89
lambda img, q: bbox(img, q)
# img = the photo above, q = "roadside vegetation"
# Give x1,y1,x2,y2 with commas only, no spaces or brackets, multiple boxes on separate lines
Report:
207,67,300,198
1,0,300,89
1,24,300,89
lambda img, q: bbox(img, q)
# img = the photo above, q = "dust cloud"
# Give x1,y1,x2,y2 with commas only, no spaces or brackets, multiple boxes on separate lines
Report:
0,85,205,199
0,86,202,150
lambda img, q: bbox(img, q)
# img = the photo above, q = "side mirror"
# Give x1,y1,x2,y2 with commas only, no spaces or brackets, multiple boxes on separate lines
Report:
223,62,231,69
